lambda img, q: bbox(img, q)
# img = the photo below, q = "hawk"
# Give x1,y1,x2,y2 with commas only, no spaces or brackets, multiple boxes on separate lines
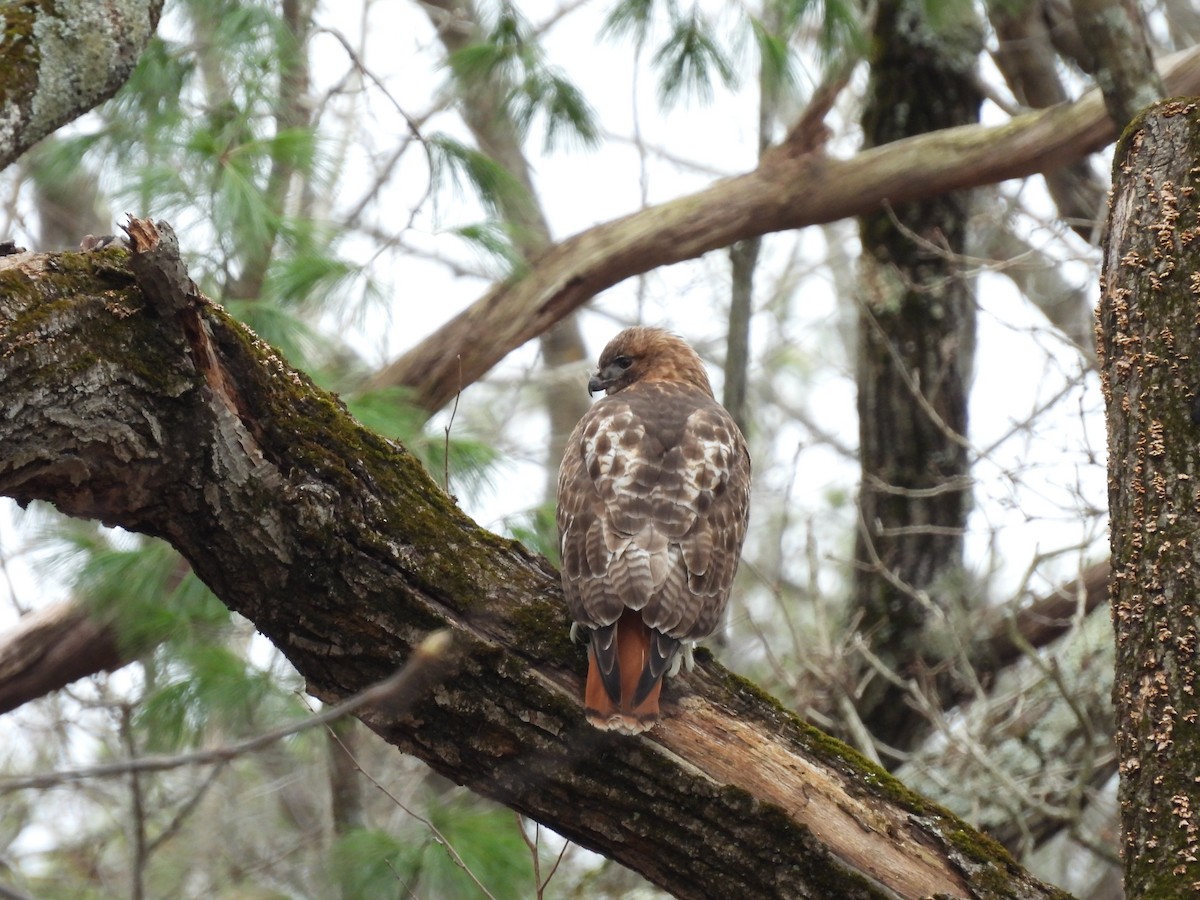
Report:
556,327,751,733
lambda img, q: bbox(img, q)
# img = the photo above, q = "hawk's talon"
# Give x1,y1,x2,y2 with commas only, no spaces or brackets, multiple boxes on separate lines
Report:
669,643,695,677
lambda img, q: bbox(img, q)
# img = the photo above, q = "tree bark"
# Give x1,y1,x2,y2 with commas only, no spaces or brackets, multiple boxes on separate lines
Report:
1098,98,1200,898
0,221,1070,899
373,47,1200,415
0,0,163,171
1069,0,1164,128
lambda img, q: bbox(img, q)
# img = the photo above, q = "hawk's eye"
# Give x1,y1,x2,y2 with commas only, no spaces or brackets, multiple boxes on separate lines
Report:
613,356,633,370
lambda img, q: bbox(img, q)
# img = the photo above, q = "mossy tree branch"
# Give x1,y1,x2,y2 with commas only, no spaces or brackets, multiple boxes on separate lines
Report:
0,0,163,172
0,221,1069,899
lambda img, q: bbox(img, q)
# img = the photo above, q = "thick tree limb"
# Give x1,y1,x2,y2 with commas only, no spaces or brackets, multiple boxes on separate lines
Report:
0,222,1069,899
0,1,163,171
375,46,1200,414
0,602,125,712
0,547,1111,717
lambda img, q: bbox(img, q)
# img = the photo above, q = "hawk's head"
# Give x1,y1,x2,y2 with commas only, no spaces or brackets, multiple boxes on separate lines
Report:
587,326,714,398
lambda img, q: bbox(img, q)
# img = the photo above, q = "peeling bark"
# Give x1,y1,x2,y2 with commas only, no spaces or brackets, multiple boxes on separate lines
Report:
0,1,163,171
376,47,1200,415
1099,98,1200,897
0,221,1069,899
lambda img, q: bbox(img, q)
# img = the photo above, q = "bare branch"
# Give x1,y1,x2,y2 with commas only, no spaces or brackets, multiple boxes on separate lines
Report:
0,631,455,791
374,47,1200,414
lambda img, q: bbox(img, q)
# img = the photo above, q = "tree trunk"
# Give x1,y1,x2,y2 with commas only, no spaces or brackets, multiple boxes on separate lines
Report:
1098,97,1200,898
852,0,981,753
0,220,1070,899
989,0,1109,242
1069,0,1164,128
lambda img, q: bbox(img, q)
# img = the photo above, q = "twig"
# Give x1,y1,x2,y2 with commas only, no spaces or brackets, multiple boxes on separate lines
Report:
517,813,571,899
518,814,544,897
0,631,455,792
145,763,227,856
323,709,497,900
856,295,974,452
540,835,570,896
120,705,148,900
313,25,435,233
444,356,462,495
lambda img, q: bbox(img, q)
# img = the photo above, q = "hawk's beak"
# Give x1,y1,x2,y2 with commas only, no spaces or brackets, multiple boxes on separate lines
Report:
589,360,627,396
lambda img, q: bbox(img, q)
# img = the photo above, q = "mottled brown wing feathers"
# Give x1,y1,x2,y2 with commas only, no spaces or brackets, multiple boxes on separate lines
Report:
557,378,750,732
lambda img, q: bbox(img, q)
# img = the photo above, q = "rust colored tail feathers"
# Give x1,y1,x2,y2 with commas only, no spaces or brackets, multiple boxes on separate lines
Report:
585,609,678,734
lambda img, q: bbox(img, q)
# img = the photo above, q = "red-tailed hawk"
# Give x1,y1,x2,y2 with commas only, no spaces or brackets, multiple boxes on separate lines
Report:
556,327,751,733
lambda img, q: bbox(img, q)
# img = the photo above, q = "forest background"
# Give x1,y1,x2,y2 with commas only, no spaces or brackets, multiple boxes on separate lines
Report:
0,0,1198,897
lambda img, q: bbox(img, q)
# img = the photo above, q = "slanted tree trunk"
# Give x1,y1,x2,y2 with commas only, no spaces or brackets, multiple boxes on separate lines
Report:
1098,97,1200,898
852,0,981,754
0,220,1070,899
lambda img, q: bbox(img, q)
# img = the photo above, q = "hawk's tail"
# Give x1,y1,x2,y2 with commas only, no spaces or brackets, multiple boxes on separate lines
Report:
584,609,678,734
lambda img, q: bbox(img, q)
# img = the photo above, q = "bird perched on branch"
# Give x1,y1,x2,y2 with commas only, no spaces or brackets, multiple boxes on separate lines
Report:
556,327,751,733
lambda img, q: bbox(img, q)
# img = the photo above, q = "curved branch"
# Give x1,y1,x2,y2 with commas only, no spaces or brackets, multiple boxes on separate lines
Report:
0,224,1065,899
376,46,1200,413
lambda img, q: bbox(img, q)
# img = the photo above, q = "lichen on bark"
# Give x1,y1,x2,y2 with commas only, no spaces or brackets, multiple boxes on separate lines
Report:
1099,97,1200,896
0,0,163,170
